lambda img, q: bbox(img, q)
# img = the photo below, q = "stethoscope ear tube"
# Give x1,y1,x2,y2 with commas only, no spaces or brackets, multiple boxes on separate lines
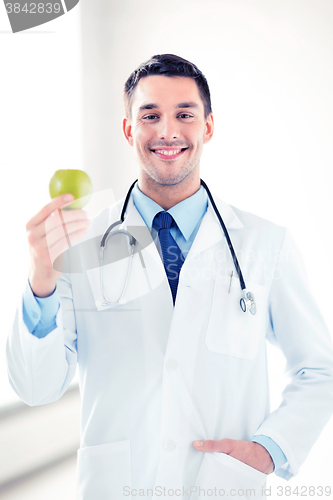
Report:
100,228,136,306
120,179,139,222
100,220,123,248
200,179,256,315
200,179,246,291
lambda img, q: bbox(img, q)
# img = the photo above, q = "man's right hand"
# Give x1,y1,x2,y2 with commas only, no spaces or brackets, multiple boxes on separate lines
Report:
26,194,91,297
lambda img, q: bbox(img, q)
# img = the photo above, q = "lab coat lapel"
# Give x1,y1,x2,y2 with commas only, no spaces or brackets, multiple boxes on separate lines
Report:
186,195,243,260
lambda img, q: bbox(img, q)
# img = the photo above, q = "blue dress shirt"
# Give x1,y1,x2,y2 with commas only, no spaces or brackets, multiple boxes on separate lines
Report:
132,183,208,258
22,183,287,471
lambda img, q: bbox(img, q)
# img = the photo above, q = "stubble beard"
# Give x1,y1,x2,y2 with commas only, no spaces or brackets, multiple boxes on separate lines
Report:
138,144,201,188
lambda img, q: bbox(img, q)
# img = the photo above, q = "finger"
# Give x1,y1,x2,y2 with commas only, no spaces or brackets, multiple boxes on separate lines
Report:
26,194,75,230
29,216,90,261
30,222,90,268
48,226,91,267
46,218,90,250
30,208,89,244
43,208,89,238
193,438,235,453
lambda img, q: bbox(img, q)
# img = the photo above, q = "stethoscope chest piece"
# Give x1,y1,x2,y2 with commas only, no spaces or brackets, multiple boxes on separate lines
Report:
240,290,256,315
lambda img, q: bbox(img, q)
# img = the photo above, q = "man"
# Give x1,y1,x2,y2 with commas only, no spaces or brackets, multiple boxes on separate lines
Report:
7,54,333,499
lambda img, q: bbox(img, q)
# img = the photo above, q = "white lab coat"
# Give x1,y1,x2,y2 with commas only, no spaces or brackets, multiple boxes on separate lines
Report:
6,193,333,500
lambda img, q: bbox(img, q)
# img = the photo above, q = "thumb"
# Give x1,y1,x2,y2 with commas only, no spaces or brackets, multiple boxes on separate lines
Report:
193,438,235,453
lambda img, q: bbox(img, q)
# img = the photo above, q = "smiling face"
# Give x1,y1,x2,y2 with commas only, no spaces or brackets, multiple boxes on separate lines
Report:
123,75,214,200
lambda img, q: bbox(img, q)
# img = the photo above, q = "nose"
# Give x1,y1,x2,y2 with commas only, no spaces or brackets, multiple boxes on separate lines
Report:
157,116,180,140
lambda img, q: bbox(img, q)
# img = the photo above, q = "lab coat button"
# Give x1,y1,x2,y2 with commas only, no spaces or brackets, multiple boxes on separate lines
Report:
164,440,176,451
166,359,177,370
32,311,39,319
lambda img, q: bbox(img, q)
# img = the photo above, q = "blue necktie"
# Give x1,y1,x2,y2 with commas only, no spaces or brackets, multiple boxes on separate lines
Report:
154,211,184,304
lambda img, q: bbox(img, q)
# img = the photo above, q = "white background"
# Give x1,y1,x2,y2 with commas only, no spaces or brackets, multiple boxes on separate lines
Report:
0,0,332,497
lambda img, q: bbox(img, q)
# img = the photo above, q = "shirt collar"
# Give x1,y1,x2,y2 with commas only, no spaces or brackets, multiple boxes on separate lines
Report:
132,183,208,241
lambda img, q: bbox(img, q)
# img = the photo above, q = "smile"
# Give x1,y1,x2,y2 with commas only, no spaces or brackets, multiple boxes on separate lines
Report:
150,148,188,160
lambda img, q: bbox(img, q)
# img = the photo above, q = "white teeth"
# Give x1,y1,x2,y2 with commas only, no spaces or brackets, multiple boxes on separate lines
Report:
155,149,182,155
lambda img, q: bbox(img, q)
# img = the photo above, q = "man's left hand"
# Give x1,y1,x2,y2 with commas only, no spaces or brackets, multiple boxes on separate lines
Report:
193,438,274,475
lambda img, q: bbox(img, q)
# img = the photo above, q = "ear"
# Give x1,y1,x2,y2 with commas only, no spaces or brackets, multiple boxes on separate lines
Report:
203,113,214,144
123,117,133,146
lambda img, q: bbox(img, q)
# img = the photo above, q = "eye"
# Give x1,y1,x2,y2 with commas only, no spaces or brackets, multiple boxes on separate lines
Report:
142,114,158,120
178,113,192,119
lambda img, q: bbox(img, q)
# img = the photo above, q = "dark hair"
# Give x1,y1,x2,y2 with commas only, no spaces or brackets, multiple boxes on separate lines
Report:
124,54,212,119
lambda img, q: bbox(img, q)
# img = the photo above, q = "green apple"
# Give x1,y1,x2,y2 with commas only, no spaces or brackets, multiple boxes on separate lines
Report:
49,169,92,209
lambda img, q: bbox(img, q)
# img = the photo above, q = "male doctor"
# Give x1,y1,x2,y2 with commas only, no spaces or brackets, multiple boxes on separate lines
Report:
7,54,333,499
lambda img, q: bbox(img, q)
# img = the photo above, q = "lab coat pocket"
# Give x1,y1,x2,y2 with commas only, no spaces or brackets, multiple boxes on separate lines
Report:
190,452,267,500
76,439,131,500
206,276,266,359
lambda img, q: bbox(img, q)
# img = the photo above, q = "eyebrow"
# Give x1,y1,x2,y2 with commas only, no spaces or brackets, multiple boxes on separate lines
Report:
138,102,199,112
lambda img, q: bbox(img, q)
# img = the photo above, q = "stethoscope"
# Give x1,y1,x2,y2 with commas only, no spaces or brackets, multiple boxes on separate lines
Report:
100,179,256,315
